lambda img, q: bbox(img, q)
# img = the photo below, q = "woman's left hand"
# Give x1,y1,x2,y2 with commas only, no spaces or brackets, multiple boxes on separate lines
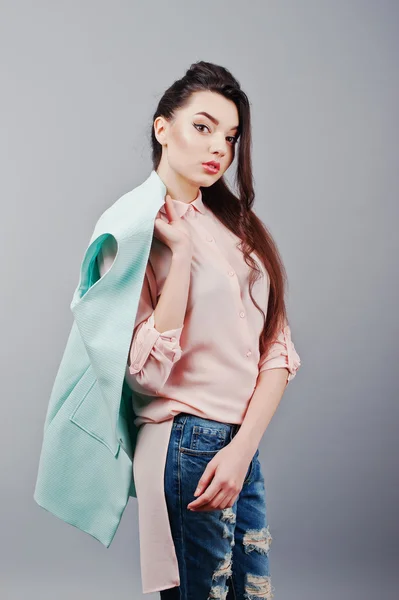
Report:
187,441,256,511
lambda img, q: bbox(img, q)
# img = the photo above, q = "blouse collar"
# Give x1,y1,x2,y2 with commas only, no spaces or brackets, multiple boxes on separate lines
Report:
159,188,205,218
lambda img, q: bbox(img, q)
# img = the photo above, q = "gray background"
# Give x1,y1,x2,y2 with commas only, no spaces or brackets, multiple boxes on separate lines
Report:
1,1,397,598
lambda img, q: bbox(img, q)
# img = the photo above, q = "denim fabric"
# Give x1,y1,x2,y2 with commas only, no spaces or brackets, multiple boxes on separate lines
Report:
160,413,274,600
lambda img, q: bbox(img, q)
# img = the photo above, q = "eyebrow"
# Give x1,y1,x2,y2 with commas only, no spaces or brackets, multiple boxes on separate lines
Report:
194,111,239,132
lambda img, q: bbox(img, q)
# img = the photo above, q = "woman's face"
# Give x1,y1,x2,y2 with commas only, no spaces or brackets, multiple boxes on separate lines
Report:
155,90,240,187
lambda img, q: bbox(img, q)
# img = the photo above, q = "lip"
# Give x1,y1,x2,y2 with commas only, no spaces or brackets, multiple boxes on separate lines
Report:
202,161,220,173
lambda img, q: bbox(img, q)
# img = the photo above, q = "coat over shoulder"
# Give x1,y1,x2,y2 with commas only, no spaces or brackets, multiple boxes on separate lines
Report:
34,170,167,547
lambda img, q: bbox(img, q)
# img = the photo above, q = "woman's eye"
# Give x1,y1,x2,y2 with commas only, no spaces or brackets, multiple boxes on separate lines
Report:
194,123,238,145
193,123,209,133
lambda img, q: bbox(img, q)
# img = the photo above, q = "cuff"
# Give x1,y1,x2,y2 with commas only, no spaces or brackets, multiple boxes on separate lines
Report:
259,324,301,384
128,312,183,374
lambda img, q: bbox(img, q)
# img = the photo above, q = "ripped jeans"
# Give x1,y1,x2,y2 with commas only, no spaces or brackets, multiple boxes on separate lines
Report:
160,413,274,600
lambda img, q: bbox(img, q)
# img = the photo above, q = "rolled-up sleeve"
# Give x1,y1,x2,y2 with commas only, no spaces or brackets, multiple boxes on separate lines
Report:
126,311,183,395
258,323,301,385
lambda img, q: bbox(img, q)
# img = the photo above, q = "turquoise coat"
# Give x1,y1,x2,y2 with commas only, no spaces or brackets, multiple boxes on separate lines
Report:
34,169,167,547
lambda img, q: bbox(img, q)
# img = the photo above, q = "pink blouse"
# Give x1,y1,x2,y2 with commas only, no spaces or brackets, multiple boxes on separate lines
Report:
98,188,301,594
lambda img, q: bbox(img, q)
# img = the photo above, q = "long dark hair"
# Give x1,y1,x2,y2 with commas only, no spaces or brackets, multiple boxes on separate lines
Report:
150,60,290,362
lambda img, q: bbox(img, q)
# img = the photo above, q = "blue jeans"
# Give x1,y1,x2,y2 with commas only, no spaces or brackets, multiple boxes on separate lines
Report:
160,413,274,600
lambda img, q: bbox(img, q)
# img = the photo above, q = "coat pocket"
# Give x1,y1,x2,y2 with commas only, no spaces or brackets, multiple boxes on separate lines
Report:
69,366,120,456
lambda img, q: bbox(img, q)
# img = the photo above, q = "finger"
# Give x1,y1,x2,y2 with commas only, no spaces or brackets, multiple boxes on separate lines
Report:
194,463,217,497
188,478,221,509
191,489,229,512
164,194,178,221
220,493,237,510
153,218,169,241
203,490,237,512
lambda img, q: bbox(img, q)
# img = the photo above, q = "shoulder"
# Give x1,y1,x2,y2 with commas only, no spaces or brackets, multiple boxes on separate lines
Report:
91,172,166,242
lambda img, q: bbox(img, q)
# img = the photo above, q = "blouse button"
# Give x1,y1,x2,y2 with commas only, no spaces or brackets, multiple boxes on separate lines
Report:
246,350,252,357
171,337,176,342
228,270,235,276
206,235,213,242
239,311,245,318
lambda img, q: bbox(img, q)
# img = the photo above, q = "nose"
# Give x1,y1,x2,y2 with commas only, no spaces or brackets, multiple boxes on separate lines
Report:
209,133,228,157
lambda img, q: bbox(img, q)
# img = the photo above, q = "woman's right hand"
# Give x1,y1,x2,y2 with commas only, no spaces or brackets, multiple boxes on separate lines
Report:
153,194,194,254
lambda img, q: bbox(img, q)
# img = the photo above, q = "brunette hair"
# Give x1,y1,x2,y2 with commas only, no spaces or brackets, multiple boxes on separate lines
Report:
150,60,290,362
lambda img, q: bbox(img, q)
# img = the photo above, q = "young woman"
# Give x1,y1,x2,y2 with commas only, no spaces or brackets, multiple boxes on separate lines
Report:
98,60,301,600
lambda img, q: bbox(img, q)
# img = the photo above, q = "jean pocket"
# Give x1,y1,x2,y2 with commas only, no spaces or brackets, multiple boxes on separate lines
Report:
179,424,229,456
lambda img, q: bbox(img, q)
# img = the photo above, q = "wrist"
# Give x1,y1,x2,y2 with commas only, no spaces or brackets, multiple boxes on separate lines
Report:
229,432,259,460
172,244,193,261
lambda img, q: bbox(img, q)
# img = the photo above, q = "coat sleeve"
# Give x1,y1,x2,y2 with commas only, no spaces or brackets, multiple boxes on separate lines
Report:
258,323,301,385
97,237,184,396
